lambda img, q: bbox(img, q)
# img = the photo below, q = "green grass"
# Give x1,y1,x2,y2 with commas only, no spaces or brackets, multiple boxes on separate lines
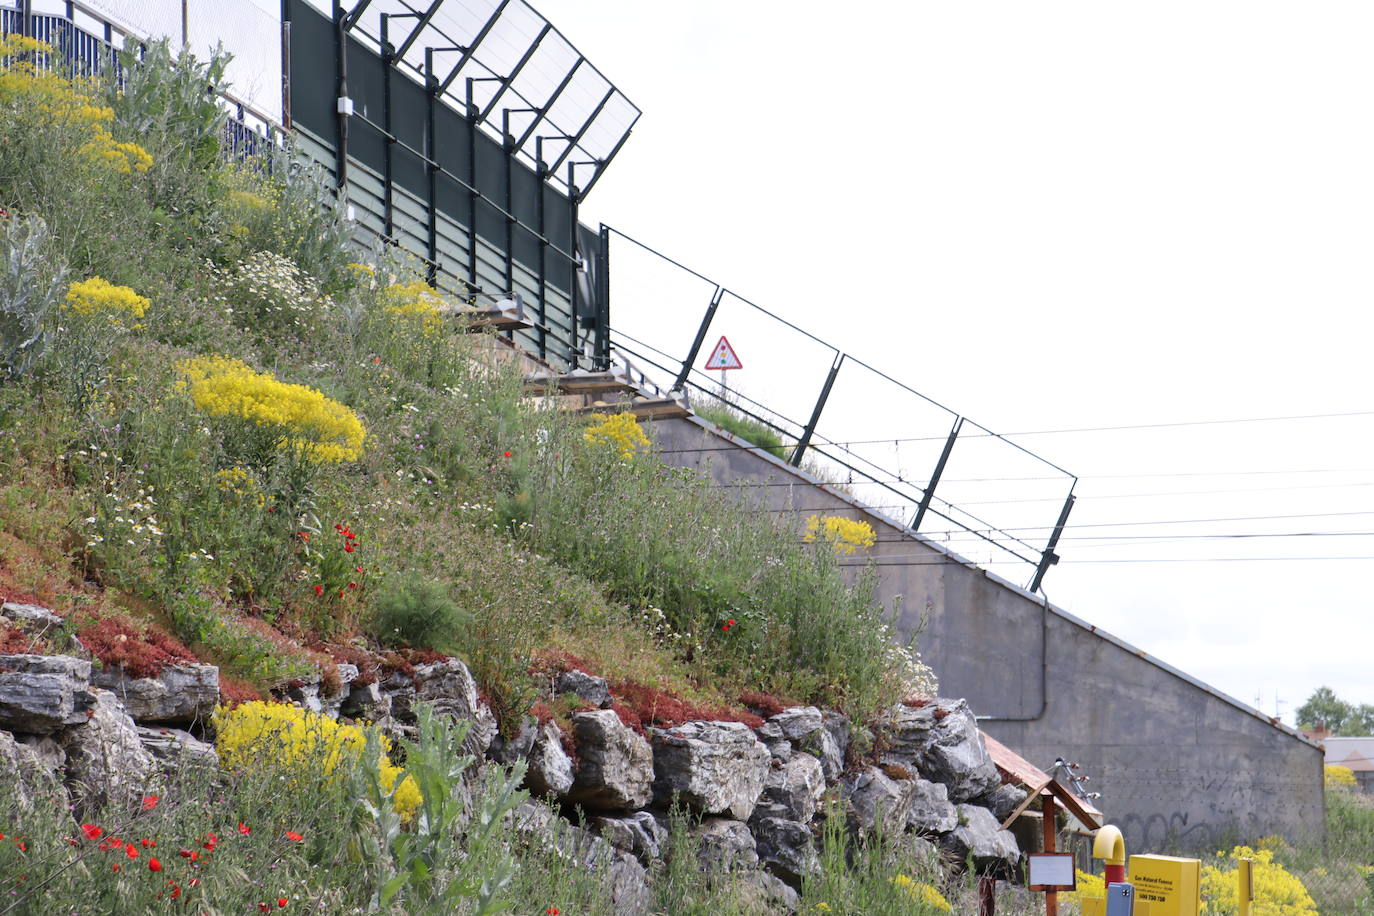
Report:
695,402,789,460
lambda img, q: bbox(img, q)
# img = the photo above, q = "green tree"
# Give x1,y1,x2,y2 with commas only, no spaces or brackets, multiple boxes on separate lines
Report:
1297,686,1364,734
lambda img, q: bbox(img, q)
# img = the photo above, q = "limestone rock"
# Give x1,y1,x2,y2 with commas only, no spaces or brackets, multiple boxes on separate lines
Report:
844,765,918,836
907,778,959,834
567,709,654,811
15,733,65,771
0,729,62,809
876,699,1000,803
940,804,1020,875
693,817,759,872
796,725,844,782
736,870,801,914
650,720,770,820
58,688,155,813
341,680,387,719
591,811,666,861
488,716,538,766
392,659,498,758
135,725,219,770
755,754,825,824
770,706,823,741
92,663,218,726
753,817,819,885
977,783,1029,822
0,653,93,734
1,601,64,634
318,664,358,719
526,721,575,798
555,669,612,709
822,710,852,763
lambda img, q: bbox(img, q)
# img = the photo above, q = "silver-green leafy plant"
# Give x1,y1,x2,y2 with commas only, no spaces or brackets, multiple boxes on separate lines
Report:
0,213,66,379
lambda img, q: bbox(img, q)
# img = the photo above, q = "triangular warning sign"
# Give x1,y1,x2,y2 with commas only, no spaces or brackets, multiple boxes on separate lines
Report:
704,335,743,370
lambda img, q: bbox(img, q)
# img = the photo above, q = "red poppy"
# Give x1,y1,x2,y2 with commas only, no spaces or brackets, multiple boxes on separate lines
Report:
347,582,357,589
112,863,120,873
141,838,154,847
258,905,269,913
334,524,342,531
125,842,139,858
285,832,303,842
238,822,251,836
170,885,181,899
278,898,288,908
343,544,354,553
297,531,310,541
548,908,560,915
314,585,324,595
81,824,102,841
178,848,193,858
203,832,218,851
148,857,162,872
503,451,512,458
354,566,363,573
142,795,159,810
14,841,25,852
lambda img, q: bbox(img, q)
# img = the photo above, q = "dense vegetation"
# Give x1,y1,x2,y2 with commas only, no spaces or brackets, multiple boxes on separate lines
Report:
0,35,963,912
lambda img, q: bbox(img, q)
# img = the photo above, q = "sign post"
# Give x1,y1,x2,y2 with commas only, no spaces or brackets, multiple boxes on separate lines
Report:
703,335,742,398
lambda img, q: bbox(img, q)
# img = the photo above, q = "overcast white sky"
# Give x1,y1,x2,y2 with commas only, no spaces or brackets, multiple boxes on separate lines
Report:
545,1,1374,724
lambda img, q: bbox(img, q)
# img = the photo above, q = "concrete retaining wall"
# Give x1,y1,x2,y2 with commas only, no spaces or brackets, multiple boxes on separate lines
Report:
650,415,1324,852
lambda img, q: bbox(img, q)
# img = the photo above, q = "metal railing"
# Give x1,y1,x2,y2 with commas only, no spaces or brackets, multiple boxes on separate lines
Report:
603,225,1079,592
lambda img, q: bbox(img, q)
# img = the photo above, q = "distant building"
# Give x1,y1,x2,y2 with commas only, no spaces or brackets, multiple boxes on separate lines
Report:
1322,737,1374,793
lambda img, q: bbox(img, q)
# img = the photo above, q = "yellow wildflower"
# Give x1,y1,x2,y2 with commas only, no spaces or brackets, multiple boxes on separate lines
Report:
177,355,366,463
890,874,952,912
1200,846,1316,916
584,412,651,460
382,279,445,337
214,701,420,820
1325,764,1357,788
802,514,876,555
63,277,150,324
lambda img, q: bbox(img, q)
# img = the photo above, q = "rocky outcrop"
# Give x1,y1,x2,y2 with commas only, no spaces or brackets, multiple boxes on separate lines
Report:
567,709,654,811
752,816,818,885
555,669,612,709
0,729,62,809
940,803,1020,874
752,753,825,823
693,817,759,872
2,601,65,634
907,778,959,835
0,653,94,733
649,720,770,820
525,721,575,798
844,765,919,836
92,662,218,726
876,699,1000,803
58,688,155,813
395,659,498,758
135,725,219,770
591,811,666,861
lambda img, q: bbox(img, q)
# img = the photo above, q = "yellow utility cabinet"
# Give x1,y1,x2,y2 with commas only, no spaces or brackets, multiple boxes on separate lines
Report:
1128,855,1201,916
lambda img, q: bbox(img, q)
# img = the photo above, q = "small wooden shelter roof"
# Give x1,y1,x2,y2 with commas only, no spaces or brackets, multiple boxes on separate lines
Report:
981,731,1103,831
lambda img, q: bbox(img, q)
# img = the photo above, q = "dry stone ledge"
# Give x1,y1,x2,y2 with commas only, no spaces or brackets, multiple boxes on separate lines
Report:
58,688,155,813
907,778,959,835
566,709,654,811
649,720,770,820
92,663,218,726
940,803,1020,875
876,698,1000,803
693,817,759,873
0,653,94,734
752,816,819,886
795,725,844,781
525,721,575,798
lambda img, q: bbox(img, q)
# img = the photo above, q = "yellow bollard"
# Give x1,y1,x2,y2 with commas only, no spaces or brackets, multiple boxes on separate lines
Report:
1238,858,1253,916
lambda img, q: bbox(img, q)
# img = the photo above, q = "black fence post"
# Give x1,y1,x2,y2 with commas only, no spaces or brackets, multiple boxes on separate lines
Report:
596,224,611,370
1029,491,1075,593
790,353,844,467
911,417,963,532
534,143,548,361
332,1,349,190
673,286,723,393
